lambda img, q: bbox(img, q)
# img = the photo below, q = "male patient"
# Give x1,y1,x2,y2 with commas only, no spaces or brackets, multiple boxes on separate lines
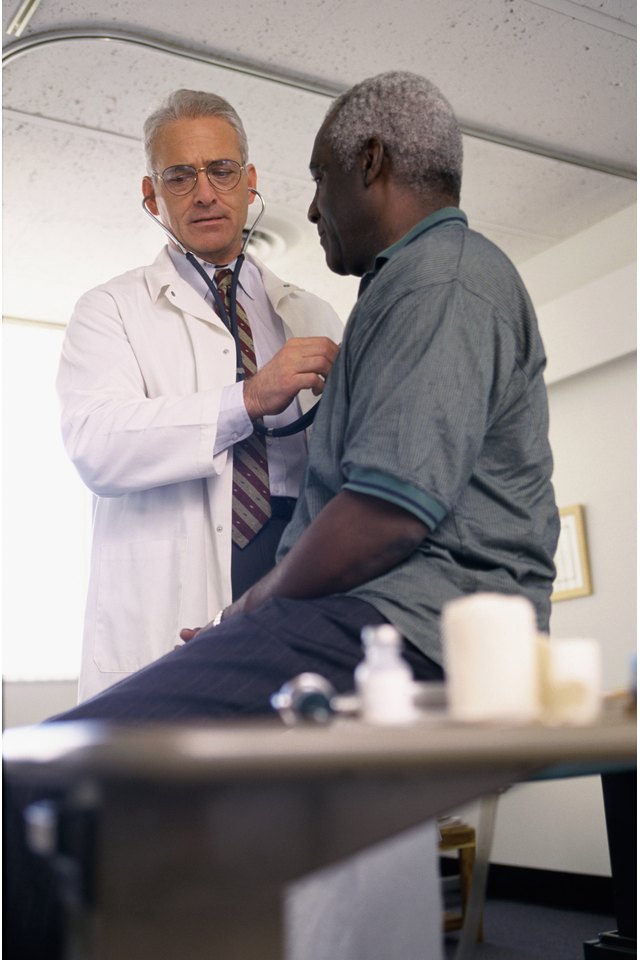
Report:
6,71,559,957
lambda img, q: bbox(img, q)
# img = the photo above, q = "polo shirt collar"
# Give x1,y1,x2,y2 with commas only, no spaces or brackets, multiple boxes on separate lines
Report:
358,206,467,297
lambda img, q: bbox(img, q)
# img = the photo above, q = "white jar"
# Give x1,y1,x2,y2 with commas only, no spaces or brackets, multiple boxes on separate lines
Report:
442,592,540,723
355,624,418,725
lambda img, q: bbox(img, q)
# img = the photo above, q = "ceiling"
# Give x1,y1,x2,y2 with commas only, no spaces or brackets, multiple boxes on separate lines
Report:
2,0,636,325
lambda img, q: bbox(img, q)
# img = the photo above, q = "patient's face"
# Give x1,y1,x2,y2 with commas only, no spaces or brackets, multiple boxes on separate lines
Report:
307,121,370,278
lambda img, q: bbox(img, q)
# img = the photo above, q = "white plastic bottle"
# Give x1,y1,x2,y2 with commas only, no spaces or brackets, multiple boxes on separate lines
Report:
355,624,418,725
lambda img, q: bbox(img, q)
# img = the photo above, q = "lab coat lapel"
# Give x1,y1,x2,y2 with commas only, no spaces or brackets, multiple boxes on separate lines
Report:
144,248,231,333
250,254,300,317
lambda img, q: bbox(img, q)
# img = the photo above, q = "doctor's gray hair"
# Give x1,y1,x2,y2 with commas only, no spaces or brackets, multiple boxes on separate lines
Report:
143,89,249,171
324,72,463,202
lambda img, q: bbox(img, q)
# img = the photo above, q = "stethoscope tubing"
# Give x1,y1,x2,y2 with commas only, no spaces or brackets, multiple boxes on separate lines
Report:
185,250,244,381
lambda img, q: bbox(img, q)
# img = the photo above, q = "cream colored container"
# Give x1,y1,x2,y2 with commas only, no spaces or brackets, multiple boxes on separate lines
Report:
442,593,540,722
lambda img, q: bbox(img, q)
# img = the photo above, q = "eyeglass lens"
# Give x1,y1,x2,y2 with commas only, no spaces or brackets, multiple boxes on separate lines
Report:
161,160,244,195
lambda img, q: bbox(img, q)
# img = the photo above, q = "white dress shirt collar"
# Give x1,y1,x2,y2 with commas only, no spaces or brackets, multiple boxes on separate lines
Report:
167,246,258,304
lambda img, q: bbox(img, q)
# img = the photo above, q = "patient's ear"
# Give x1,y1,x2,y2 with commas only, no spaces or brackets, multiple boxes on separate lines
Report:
361,137,385,187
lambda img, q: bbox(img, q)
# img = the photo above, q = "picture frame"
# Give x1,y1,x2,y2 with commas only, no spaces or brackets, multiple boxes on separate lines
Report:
551,504,593,602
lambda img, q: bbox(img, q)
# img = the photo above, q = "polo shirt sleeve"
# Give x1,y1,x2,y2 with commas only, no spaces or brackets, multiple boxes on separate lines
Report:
341,277,520,531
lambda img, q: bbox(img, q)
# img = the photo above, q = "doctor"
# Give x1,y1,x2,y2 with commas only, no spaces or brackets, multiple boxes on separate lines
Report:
57,89,342,701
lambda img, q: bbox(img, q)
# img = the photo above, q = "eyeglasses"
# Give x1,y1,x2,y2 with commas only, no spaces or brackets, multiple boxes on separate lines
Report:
153,159,246,196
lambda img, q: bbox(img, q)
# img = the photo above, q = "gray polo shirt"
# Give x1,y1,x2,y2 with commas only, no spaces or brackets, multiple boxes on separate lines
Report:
277,208,559,665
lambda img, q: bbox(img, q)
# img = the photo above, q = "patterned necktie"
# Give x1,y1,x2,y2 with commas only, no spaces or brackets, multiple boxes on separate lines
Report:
215,268,271,548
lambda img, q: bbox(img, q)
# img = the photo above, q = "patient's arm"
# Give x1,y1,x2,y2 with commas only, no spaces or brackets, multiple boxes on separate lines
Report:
179,490,427,640
226,489,427,619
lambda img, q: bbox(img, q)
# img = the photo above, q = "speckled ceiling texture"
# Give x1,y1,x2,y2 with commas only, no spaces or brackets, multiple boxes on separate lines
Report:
2,0,636,324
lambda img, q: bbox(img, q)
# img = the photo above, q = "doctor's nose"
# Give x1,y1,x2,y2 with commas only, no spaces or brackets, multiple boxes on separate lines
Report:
192,170,220,204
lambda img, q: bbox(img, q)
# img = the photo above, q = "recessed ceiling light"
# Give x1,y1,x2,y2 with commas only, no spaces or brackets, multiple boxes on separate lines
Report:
241,227,287,261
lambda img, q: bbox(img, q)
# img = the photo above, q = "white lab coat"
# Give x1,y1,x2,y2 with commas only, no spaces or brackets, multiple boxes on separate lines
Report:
58,248,343,701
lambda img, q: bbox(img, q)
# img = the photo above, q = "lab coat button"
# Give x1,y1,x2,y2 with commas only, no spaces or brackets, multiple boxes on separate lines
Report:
223,348,230,355
216,525,223,533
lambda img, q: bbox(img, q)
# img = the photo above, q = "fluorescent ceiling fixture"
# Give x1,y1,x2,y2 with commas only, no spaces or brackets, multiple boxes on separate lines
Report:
6,0,43,37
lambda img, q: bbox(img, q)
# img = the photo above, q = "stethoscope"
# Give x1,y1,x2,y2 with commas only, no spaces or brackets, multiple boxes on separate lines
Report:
142,188,318,437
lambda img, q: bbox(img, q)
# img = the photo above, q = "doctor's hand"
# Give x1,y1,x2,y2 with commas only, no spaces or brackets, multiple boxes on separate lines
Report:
243,336,339,421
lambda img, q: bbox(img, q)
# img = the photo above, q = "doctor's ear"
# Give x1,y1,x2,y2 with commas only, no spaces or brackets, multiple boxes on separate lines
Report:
246,164,258,202
142,177,159,215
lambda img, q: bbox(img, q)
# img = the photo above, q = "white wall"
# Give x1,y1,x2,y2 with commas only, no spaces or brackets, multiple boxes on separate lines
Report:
547,352,636,686
3,680,78,728
529,203,636,387
451,204,636,877
481,351,636,877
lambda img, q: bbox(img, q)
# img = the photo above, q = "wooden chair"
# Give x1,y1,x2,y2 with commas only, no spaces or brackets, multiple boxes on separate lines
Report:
438,817,483,940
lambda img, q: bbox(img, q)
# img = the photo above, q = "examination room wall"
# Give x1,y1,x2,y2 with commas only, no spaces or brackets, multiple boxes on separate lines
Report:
449,203,637,877
3,205,636,880
473,348,636,878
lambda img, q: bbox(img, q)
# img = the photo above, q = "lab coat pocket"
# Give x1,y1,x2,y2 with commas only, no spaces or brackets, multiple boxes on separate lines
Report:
93,538,187,674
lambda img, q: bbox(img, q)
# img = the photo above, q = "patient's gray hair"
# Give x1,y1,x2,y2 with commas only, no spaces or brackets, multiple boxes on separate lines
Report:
325,72,463,201
143,89,249,172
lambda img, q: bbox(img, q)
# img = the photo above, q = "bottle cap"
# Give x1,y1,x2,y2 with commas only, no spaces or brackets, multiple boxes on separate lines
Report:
361,624,402,648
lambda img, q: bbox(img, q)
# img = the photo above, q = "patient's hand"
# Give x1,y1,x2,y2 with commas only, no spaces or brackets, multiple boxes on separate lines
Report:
178,602,238,646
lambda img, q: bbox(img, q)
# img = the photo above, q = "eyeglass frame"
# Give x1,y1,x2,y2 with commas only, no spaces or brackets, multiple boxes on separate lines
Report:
152,158,248,196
